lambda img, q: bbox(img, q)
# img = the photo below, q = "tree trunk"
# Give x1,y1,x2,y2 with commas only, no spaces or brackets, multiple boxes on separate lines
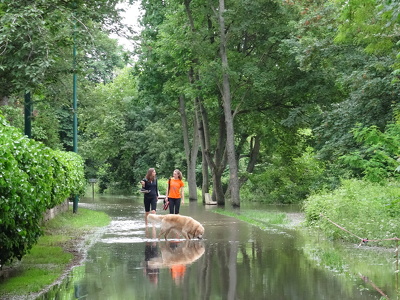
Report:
196,94,228,205
217,0,240,207
201,148,209,203
195,97,210,203
179,95,199,201
184,1,210,203
212,168,225,204
188,116,200,200
226,134,261,198
239,135,261,186
0,95,9,106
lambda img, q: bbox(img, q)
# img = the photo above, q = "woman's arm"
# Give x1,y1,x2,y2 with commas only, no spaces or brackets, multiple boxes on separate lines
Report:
180,187,184,204
165,179,170,200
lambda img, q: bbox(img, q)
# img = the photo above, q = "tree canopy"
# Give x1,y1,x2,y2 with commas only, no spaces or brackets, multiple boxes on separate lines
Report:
1,0,400,205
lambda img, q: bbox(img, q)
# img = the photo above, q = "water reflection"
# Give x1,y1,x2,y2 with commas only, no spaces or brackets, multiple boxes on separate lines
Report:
37,197,394,300
142,224,205,287
143,227,159,285
145,238,205,286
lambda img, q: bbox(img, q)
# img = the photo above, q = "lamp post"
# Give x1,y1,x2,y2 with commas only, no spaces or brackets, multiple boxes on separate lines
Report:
24,92,32,138
72,14,79,213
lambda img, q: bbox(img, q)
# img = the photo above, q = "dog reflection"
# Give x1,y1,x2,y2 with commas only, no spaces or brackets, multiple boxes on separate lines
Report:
147,240,205,285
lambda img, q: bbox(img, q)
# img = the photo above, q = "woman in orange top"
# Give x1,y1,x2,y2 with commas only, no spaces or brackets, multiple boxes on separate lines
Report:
165,169,184,214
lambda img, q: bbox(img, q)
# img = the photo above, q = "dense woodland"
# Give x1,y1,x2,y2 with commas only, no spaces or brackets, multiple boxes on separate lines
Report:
1,0,400,210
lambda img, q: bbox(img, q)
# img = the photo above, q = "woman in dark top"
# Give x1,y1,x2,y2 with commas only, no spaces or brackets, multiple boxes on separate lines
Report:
140,168,159,224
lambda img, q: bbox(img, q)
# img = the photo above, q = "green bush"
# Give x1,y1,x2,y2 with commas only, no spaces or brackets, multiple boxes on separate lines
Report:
340,124,400,183
0,115,85,266
241,147,325,204
303,179,400,247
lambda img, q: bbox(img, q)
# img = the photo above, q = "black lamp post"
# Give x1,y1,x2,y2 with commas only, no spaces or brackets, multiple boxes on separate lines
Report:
72,13,79,213
24,92,32,138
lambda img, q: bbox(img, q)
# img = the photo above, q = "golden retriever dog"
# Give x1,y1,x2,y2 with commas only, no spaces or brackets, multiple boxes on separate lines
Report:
147,214,204,240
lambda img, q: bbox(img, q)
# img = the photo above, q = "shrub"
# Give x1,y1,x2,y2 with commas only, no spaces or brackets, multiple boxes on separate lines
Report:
303,179,400,247
241,147,325,204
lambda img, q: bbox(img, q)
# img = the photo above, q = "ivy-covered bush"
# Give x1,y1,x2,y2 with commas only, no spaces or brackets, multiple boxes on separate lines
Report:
0,115,86,266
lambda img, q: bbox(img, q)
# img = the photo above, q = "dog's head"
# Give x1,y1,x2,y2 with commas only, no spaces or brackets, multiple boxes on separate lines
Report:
193,224,204,239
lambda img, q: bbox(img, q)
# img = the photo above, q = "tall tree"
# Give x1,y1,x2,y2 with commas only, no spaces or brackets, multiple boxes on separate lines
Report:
135,0,328,205
179,95,201,201
214,0,240,206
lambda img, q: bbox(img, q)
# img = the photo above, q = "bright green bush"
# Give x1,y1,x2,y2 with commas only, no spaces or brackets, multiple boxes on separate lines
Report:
303,179,400,247
340,123,400,183
0,115,85,266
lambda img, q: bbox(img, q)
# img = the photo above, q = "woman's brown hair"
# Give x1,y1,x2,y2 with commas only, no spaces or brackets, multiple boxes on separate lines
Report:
146,168,156,182
174,169,182,180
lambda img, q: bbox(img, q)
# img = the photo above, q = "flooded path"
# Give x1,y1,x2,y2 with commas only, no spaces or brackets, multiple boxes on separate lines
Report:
39,196,386,299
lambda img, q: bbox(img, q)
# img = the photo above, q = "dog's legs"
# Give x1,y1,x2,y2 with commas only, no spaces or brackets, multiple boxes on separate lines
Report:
164,228,173,240
158,227,172,240
158,228,167,240
182,231,190,240
169,228,181,240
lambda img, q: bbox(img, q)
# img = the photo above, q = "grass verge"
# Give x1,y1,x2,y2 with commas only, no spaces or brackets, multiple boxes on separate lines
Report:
0,205,111,299
213,208,289,229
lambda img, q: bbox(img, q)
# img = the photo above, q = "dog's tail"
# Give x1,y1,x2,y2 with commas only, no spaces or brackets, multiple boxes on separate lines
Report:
147,213,164,223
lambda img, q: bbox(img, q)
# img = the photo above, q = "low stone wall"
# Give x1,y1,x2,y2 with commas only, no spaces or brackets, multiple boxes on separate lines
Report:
42,199,69,222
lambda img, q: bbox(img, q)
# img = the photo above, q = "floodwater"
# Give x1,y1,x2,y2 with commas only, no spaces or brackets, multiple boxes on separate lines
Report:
38,196,394,300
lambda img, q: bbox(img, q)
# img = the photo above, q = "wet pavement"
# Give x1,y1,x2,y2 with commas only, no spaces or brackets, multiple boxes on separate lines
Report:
39,196,386,299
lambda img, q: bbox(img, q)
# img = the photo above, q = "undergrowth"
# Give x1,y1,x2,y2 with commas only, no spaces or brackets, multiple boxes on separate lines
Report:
303,179,400,247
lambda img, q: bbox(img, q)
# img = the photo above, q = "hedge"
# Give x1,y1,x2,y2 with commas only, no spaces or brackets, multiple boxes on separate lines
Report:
0,115,86,266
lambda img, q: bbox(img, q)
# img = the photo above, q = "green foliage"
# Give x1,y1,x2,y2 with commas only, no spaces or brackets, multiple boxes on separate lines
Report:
303,179,400,247
0,0,130,153
311,55,398,163
292,1,399,180
0,98,24,130
79,67,186,193
332,0,400,84
241,147,325,204
133,0,338,204
31,108,64,150
0,115,85,266
334,0,398,54
340,123,400,182
0,0,127,97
